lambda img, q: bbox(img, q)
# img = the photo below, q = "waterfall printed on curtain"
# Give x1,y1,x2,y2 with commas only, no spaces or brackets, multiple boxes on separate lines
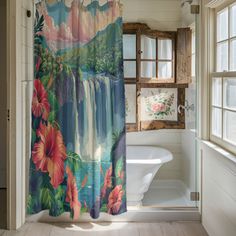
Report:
28,0,126,219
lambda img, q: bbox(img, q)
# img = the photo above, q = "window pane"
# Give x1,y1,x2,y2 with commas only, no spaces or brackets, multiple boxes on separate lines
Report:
158,62,172,79
158,39,172,60
230,39,236,71
123,35,136,59
217,41,228,72
124,61,136,78
224,110,236,145
125,84,136,123
212,107,222,137
217,8,228,42
212,78,222,106
223,78,236,109
230,4,236,37
141,61,156,78
141,35,156,60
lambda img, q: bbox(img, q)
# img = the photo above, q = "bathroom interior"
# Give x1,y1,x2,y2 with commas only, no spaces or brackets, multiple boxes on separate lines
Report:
0,0,200,226
2,0,236,235
124,0,198,209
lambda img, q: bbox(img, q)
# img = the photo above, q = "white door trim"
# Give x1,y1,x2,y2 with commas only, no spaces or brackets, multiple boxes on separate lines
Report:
7,0,25,230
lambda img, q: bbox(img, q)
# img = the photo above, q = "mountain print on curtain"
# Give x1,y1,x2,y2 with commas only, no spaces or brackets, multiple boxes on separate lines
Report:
28,0,126,219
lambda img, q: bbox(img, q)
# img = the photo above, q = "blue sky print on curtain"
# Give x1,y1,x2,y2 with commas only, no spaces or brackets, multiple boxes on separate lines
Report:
28,0,126,220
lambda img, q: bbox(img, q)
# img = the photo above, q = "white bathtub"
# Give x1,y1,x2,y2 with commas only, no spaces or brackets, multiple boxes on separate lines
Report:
126,145,173,206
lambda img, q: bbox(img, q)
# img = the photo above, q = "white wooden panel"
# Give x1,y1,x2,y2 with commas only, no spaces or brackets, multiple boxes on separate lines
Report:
202,142,236,236
127,130,184,180
181,130,196,193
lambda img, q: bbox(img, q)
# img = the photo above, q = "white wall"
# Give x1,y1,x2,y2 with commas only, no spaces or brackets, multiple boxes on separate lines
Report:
0,0,7,188
201,142,236,236
127,130,184,181
122,0,182,31
124,0,197,189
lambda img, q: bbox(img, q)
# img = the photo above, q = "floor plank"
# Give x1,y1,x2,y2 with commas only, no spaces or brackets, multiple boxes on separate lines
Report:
0,222,208,236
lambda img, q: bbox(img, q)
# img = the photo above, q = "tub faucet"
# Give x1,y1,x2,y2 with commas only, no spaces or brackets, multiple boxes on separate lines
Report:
178,100,194,114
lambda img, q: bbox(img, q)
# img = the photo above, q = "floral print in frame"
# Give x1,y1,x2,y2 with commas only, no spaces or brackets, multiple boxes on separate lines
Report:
141,88,178,121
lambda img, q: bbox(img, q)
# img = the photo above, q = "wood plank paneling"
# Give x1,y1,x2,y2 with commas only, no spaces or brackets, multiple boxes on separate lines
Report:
176,28,192,84
201,143,236,236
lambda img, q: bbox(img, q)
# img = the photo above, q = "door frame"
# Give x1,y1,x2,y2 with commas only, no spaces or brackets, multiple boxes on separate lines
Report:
7,0,26,230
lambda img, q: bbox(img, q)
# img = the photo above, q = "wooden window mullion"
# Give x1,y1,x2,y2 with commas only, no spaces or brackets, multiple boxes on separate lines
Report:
156,37,159,80
137,29,141,130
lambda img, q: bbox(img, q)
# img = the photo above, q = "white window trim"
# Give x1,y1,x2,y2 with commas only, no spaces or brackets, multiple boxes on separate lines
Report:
209,0,236,155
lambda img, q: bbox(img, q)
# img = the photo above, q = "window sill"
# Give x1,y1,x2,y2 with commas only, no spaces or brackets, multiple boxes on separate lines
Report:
200,140,236,165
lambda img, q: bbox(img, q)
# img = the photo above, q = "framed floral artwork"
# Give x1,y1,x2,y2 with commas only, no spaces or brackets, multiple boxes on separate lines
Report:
141,88,178,121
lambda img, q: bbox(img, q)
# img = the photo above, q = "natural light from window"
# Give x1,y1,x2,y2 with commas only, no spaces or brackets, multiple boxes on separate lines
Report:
211,2,236,151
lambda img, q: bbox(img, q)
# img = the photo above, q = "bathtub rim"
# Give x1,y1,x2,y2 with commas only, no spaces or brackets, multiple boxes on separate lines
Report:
126,145,173,164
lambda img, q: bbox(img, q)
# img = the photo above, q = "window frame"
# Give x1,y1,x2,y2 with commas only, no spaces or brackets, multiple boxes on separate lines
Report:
210,1,236,154
139,30,176,83
123,23,187,132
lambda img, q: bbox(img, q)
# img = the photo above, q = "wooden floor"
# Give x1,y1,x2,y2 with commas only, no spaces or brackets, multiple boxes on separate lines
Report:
0,222,208,236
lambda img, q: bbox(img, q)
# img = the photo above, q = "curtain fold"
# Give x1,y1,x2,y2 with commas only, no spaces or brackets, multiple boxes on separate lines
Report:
28,0,126,219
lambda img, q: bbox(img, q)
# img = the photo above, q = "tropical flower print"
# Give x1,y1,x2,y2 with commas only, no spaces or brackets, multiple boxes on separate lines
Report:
101,166,112,198
66,167,81,220
32,79,50,120
28,1,126,220
32,122,67,189
107,185,124,214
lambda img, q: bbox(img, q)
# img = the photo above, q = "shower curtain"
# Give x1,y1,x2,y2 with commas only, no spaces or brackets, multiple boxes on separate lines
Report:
28,0,126,219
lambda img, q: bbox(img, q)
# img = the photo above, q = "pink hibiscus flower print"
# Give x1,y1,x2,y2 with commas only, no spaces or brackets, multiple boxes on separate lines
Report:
32,79,50,120
66,166,81,220
32,122,67,189
101,166,112,198
107,185,124,214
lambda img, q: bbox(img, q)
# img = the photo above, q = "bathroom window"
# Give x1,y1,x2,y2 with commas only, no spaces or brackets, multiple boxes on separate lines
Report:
140,34,175,82
123,23,191,132
210,3,236,153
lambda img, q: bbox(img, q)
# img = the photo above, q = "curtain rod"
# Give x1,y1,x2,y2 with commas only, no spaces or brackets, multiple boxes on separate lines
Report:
34,0,121,4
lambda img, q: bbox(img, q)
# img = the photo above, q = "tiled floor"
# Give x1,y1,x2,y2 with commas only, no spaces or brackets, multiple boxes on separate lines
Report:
1,222,208,236
143,188,194,207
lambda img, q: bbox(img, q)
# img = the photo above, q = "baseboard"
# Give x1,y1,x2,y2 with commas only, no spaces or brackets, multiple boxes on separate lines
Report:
26,208,200,223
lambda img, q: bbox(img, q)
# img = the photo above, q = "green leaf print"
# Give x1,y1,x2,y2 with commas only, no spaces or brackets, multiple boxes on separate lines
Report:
115,158,123,179
48,91,59,112
41,75,50,88
40,188,54,209
100,204,108,212
65,151,82,174
55,185,65,201
31,129,36,147
27,195,34,214
48,111,56,123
